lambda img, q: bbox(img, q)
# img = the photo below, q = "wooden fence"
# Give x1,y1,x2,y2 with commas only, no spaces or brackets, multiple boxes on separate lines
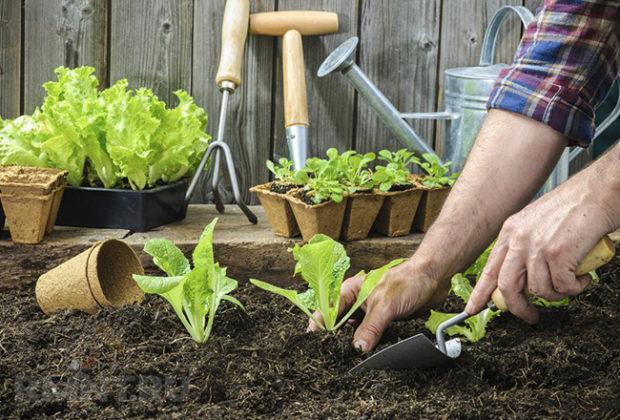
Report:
2,0,582,205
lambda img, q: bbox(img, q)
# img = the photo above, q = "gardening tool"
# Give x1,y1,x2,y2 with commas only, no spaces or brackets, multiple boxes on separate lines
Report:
318,5,620,193
185,0,257,224
249,11,340,170
351,235,616,372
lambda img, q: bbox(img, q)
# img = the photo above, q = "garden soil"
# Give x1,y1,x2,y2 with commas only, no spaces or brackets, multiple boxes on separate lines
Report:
1,259,619,418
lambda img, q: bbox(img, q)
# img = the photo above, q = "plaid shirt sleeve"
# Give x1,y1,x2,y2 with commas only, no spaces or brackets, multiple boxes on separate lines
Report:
487,0,620,146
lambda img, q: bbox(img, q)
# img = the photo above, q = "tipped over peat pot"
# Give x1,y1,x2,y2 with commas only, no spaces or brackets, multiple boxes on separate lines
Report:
341,191,385,241
287,192,347,242
374,184,423,237
36,239,145,315
250,182,300,238
413,187,451,232
56,181,188,232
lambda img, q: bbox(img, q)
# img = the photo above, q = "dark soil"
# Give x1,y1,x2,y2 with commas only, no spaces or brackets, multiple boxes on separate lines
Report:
269,183,299,195
1,260,619,418
299,190,323,206
389,182,413,192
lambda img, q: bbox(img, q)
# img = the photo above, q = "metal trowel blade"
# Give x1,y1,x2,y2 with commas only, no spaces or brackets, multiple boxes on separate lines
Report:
350,334,456,373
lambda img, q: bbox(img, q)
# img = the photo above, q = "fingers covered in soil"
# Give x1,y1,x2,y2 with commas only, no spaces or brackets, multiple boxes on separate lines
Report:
0,261,619,418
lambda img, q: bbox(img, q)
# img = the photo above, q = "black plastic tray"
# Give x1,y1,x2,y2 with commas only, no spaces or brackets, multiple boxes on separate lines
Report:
56,181,188,232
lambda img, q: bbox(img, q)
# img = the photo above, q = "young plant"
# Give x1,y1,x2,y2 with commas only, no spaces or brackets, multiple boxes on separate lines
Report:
418,153,459,189
425,245,501,342
266,157,298,185
295,155,346,204
372,149,417,192
133,218,243,344
250,234,403,331
426,241,575,342
333,149,376,193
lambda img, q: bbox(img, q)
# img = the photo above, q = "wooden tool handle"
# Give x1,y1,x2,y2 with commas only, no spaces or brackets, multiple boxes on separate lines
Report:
282,30,309,128
249,11,339,36
215,0,250,88
491,236,616,311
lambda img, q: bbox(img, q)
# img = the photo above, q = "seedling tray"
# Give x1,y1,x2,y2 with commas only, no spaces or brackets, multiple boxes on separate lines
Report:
56,181,188,231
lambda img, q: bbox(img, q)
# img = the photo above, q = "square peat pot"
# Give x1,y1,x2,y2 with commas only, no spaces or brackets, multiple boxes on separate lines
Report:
56,181,188,231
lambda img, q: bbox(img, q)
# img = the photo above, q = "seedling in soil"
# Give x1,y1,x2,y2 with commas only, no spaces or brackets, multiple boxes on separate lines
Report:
295,155,346,205
133,218,244,344
417,153,458,189
251,234,403,331
425,245,501,342
425,243,573,342
372,149,417,192
329,149,376,194
266,158,302,194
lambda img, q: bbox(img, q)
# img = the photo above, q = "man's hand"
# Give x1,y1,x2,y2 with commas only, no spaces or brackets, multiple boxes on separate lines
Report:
466,146,620,323
307,260,449,353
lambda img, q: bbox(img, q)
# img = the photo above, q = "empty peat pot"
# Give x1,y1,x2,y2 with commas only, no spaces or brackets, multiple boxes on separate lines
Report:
0,166,67,244
250,182,300,238
36,239,145,315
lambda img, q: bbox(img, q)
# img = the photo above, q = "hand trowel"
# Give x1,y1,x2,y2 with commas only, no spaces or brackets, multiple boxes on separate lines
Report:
351,236,616,373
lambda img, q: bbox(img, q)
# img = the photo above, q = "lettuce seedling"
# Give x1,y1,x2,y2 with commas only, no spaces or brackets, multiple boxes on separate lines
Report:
295,156,346,204
133,218,243,344
372,149,417,192
330,149,376,193
266,157,297,184
417,153,458,189
250,234,403,331
425,244,500,342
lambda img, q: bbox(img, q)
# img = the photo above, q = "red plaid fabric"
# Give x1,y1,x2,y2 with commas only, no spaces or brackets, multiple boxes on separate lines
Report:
488,0,620,146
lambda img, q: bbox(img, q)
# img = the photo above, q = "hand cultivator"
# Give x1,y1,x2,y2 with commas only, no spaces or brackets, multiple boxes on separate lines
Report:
185,0,257,224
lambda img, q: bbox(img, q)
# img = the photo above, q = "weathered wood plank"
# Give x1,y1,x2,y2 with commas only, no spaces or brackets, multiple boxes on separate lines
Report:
191,0,275,205
272,0,359,161
23,0,108,113
109,0,192,106
435,0,524,155
0,0,21,118
355,0,441,155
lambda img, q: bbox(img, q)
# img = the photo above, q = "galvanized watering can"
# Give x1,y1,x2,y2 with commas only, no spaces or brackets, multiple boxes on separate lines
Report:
318,5,620,192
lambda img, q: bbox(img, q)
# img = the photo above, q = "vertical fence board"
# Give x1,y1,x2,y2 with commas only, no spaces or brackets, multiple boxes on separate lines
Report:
0,0,21,118
191,0,275,205
355,0,441,155
23,0,108,113
272,0,359,161
435,0,523,155
109,0,192,106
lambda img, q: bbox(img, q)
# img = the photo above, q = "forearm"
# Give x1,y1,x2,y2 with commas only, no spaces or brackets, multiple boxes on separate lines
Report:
412,109,567,284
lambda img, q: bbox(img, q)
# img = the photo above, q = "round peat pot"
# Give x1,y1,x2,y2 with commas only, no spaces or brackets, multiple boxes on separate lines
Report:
250,182,300,238
36,239,145,315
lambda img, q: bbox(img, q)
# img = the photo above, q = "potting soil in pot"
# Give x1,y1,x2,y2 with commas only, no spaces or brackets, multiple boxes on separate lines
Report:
1,258,619,418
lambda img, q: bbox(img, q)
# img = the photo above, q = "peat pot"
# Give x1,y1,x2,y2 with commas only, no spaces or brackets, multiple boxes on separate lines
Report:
250,182,300,238
374,187,423,237
413,187,451,232
287,193,347,242
341,191,385,241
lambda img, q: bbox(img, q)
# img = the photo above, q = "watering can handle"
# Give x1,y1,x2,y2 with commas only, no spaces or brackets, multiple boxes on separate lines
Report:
479,6,534,66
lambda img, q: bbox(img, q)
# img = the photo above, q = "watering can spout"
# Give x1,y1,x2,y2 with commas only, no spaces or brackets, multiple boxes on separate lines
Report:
318,37,440,162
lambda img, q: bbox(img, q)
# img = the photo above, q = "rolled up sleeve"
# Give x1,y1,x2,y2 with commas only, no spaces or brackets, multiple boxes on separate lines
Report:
487,0,620,146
